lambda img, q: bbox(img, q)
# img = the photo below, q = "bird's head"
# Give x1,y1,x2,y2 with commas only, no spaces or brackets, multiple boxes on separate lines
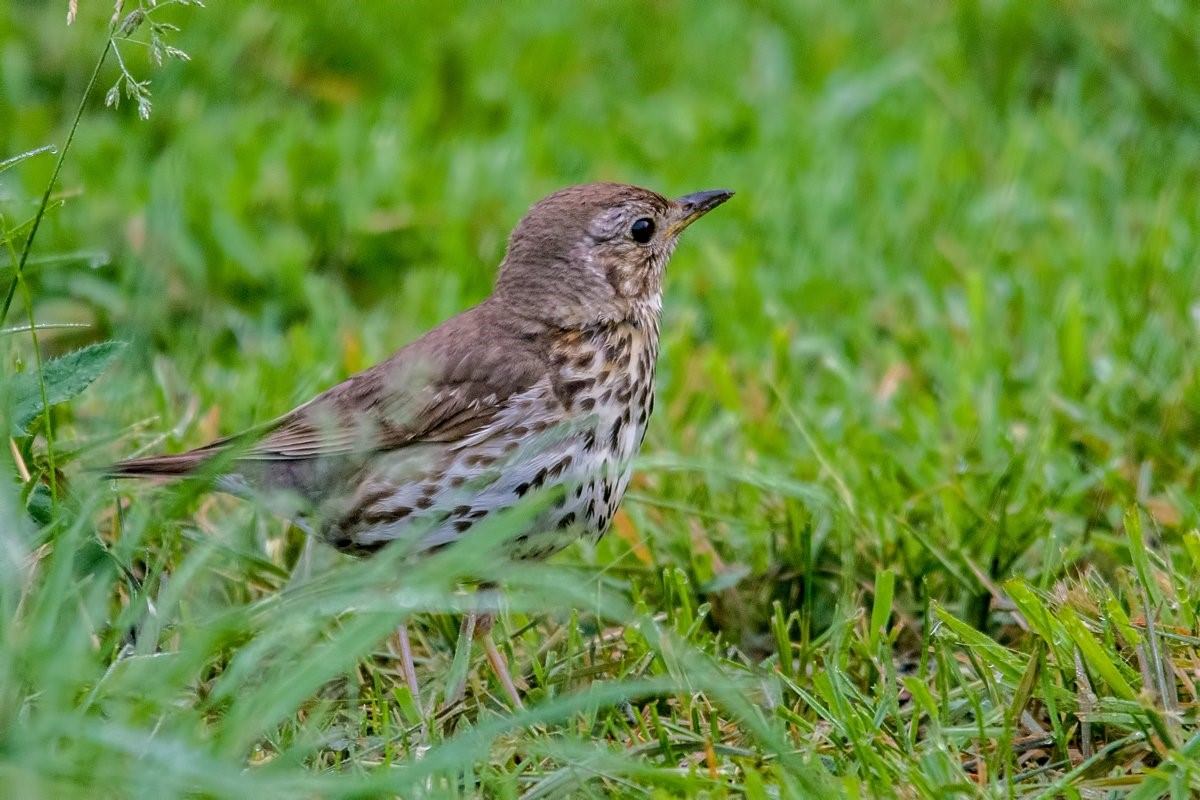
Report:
494,182,732,327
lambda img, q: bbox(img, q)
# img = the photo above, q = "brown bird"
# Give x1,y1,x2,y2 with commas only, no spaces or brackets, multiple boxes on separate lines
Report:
110,182,733,708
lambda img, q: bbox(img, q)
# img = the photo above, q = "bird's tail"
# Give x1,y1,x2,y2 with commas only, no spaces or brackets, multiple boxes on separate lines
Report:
105,419,283,482
105,451,211,479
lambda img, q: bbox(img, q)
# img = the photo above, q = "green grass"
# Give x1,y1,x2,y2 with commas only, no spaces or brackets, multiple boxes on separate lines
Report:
3,0,1200,796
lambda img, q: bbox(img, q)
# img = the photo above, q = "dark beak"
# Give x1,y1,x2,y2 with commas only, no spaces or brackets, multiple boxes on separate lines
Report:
671,189,734,234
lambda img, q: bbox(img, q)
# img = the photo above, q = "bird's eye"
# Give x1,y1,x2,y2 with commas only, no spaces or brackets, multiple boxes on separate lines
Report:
630,217,655,243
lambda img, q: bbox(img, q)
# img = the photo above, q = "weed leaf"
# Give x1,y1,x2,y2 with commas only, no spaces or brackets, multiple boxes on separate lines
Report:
9,340,126,435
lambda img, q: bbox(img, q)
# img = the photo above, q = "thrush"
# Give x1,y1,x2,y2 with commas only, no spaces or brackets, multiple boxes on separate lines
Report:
110,182,733,708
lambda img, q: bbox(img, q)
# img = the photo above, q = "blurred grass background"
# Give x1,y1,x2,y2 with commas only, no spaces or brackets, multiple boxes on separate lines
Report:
3,0,1200,796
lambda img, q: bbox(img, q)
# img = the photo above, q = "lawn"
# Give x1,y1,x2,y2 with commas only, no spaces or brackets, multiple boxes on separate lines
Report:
2,1,1200,797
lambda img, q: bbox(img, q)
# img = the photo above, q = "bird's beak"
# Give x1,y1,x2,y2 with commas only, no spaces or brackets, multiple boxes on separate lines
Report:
670,189,734,235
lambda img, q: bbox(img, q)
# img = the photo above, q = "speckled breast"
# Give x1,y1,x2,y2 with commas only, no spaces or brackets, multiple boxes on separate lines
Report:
324,312,661,559
544,315,660,544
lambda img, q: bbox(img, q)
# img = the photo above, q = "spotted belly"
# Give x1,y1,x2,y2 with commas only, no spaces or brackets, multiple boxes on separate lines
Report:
322,320,658,560
322,388,649,559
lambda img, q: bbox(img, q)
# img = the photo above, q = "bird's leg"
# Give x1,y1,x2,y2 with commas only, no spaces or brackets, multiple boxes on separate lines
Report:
472,610,524,710
441,605,524,711
394,622,423,717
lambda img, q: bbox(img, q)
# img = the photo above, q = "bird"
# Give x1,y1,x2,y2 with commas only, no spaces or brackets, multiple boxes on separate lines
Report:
109,181,733,709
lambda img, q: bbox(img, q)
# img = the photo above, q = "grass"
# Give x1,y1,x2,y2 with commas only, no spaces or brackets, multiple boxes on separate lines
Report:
2,0,1200,796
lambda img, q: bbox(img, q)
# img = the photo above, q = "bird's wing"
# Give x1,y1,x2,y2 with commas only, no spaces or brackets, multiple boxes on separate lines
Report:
238,369,520,461
109,304,550,476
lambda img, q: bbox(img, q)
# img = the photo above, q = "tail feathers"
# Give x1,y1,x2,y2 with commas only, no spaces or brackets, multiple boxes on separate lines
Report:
105,449,217,480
